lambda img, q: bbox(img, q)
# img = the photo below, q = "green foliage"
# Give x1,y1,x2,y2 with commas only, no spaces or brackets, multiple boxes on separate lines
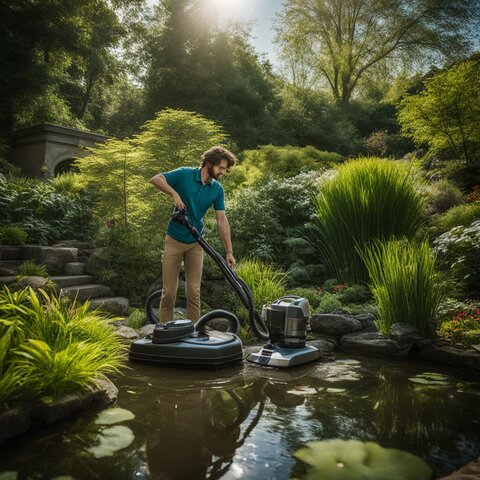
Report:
126,308,147,330
235,259,287,310
438,304,480,346
0,225,27,245
337,284,371,305
429,203,480,235
288,288,323,310
138,108,228,173
97,224,163,301
48,172,85,198
228,171,323,283
422,179,464,216
363,240,443,337
237,145,342,185
433,220,480,296
313,158,424,283
294,439,433,480
315,293,343,314
0,174,96,245
17,260,48,278
0,287,126,403
398,60,480,167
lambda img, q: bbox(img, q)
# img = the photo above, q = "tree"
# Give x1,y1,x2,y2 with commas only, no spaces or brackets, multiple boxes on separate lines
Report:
398,60,480,167
142,0,280,149
275,0,479,107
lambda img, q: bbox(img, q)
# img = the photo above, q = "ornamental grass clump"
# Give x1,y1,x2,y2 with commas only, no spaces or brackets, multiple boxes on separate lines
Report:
0,287,126,404
363,240,443,337
235,258,287,309
313,158,424,283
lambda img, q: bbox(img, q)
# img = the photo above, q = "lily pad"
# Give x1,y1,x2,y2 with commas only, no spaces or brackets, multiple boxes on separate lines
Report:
287,387,318,396
95,408,135,425
87,425,135,458
0,472,17,480
294,439,433,480
408,377,449,386
326,388,346,393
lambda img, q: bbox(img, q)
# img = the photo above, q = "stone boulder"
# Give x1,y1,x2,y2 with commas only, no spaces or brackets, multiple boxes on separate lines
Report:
417,341,480,374
354,313,377,332
115,325,139,341
308,338,336,358
64,262,86,275
15,275,50,290
310,313,363,336
388,323,422,345
0,266,17,276
0,276,17,288
0,246,21,260
341,331,414,358
21,246,77,274
89,297,129,316
138,323,155,336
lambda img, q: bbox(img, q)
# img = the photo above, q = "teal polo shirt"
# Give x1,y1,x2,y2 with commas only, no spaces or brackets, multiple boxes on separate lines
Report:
162,167,225,243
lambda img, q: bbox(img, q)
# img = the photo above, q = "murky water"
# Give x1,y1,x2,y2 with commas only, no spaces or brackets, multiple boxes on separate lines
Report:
1,354,479,480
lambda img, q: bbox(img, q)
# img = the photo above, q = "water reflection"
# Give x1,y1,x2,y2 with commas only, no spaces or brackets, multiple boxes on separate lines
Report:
0,357,479,479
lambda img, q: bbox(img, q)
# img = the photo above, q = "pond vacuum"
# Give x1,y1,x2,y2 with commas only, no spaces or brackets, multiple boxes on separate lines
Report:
129,210,321,368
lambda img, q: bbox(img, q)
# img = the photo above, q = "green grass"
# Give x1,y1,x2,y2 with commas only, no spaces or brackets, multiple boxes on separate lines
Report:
236,258,287,309
0,287,126,404
17,260,49,277
363,240,443,337
313,158,424,283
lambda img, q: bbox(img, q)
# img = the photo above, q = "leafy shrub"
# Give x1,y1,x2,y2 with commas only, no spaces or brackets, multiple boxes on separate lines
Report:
466,184,480,204
429,203,480,235
17,260,48,277
0,287,125,403
288,287,323,310
236,145,342,185
0,174,96,244
228,171,324,283
0,225,27,245
313,158,424,283
433,220,480,296
315,292,342,314
48,172,84,197
126,308,148,330
235,258,287,311
423,179,464,216
97,224,163,301
438,304,480,346
363,240,443,337
337,284,371,305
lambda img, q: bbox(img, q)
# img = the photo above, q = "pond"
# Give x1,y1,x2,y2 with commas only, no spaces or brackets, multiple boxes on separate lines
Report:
1,354,479,480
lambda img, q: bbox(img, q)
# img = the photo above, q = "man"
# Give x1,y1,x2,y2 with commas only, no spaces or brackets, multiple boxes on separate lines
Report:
150,146,237,323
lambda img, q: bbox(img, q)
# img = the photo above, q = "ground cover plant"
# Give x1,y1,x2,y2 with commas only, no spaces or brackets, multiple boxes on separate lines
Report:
313,158,424,283
0,287,126,404
438,304,480,346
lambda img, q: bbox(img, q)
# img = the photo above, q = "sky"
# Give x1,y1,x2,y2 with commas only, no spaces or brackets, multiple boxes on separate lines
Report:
146,0,285,67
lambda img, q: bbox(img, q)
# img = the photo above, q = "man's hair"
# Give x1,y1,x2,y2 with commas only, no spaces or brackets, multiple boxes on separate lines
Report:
201,146,237,169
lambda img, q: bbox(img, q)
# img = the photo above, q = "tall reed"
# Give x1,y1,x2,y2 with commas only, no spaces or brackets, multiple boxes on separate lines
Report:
362,240,443,337
313,158,424,283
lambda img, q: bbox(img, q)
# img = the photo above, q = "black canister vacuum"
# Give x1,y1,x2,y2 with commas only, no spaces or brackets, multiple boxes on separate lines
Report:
128,210,321,368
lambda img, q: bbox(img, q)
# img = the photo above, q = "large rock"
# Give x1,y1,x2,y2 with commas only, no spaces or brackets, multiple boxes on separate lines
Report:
438,460,480,479
0,246,21,260
308,339,336,358
0,276,17,288
86,247,109,275
21,246,78,274
115,325,139,341
341,332,413,357
138,323,155,336
354,313,377,332
417,341,480,374
0,377,118,442
310,314,363,336
64,262,86,275
89,296,129,315
388,323,422,345
15,275,50,290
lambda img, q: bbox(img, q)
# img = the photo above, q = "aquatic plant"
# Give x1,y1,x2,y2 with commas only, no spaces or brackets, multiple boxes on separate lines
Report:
0,287,126,403
363,240,442,337
312,158,424,283
294,439,433,480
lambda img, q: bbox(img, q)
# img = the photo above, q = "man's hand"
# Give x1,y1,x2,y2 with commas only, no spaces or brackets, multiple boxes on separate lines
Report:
226,252,236,269
172,193,186,210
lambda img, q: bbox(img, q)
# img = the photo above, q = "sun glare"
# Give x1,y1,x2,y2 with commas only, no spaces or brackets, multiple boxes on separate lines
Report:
204,0,251,22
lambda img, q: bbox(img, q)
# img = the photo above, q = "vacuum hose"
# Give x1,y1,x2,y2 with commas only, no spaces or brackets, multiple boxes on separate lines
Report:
171,210,270,341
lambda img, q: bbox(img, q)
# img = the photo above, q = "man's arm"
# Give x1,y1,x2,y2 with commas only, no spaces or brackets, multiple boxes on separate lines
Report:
215,210,236,268
150,174,185,210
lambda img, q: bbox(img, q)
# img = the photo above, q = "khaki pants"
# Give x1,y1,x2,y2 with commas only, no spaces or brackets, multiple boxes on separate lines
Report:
159,235,204,323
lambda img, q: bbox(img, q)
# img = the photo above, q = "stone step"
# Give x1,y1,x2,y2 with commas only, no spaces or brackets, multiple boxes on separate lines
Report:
89,297,129,316
0,246,22,260
64,262,86,275
51,275,94,288
60,284,113,302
